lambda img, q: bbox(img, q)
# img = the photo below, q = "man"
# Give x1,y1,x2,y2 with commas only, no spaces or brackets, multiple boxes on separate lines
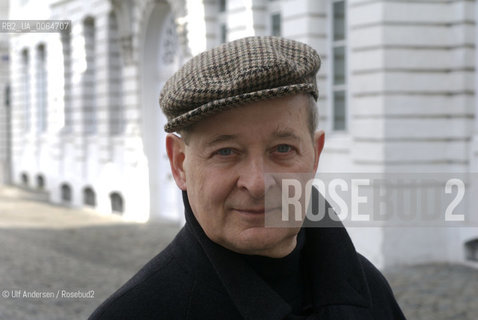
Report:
90,36,405,319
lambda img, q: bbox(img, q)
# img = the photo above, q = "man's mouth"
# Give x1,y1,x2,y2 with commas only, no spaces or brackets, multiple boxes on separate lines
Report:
234,208,265,215
233,207,281,215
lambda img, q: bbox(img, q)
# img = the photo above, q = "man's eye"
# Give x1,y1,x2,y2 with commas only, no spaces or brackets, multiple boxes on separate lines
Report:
216,148,233,156
276,144,293,153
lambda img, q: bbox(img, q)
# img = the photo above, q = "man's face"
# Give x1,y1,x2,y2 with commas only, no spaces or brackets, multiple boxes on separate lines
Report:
166,94,324,257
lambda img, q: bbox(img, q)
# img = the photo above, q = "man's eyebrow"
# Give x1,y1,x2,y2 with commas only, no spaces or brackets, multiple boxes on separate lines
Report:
272,127,301,141
206,134,238,147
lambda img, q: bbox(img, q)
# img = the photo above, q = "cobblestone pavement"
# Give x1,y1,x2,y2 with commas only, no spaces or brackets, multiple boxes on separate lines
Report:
0,185,477,319
384,264,478,319
0,185,181,320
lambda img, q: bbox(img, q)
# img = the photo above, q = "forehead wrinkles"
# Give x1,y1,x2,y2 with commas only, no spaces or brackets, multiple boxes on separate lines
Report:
185,95,310,145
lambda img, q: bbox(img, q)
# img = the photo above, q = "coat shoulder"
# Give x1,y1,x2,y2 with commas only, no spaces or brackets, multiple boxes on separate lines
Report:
358,254,407,319
88,229,196,320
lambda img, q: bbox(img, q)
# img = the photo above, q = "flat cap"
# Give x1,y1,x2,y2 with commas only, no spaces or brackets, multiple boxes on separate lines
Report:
160,36,321,133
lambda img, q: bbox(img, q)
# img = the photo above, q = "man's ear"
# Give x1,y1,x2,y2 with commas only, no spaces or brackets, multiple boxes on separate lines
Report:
313,130,325,172
166,133,187,190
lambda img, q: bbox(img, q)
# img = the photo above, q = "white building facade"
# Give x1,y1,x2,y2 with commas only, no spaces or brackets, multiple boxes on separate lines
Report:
0,0,10,184
7,0,478,268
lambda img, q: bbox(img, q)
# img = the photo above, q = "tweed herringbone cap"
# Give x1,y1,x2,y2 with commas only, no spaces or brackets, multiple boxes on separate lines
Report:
160,36,321,133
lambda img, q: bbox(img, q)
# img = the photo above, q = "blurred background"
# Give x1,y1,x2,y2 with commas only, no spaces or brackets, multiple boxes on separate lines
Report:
0,0,478,319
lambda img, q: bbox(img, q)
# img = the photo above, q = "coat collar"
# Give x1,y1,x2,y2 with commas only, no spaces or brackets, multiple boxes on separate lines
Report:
182,191,372,319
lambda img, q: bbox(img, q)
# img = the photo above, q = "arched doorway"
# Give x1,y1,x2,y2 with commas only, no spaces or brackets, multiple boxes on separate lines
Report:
141,2,184,221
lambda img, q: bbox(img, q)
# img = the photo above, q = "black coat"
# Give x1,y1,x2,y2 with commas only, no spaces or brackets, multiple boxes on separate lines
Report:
89,192,406,320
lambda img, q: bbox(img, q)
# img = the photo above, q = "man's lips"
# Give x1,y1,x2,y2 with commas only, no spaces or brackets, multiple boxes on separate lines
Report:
233,208,265,214
232,207,281,215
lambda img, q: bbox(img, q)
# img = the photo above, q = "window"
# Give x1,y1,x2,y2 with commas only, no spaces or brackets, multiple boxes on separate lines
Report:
21,49,30,132
83,17,96,135
4,84,10,108
83,187,96,207
108,12,124,135
36,174,45,189
110,192,124,214
218,0,227,44
465,239,478,262
21,172,29,186
219,0,226,12
267,0,281,37
161,13,180,65
61,183,72,203
331,0,347,131
36,44,47,133
220,24,227,44
270,13,281,37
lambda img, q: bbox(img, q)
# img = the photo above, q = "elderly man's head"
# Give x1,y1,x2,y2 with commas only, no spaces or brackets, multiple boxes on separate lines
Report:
161,37,324,258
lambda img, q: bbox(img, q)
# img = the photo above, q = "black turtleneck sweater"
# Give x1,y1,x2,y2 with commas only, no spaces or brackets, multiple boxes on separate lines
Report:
242,230,307,316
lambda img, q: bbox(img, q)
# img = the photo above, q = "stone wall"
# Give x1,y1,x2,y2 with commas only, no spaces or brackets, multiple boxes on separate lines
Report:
0,0,10,184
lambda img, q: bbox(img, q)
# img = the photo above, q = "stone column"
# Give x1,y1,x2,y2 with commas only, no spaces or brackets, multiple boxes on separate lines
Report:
471,0,478,172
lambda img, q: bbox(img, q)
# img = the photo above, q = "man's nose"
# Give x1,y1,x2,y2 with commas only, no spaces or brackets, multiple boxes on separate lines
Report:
236,156,269,199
